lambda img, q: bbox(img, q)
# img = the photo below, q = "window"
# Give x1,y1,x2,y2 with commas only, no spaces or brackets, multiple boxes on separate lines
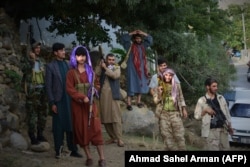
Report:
230,103,250,118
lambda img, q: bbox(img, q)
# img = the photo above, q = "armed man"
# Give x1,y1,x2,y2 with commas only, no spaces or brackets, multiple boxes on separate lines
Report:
21,41,48,145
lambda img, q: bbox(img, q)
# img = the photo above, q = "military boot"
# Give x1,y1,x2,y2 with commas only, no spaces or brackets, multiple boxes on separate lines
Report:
28,132,40,145
37,128,48,142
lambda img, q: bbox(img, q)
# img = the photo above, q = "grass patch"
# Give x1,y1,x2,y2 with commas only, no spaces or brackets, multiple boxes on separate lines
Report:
0,154,18,167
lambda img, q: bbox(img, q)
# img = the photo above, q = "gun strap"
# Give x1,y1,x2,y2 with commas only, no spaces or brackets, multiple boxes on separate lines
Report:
73,69,81,84
126,45,132,61
123,44,132,63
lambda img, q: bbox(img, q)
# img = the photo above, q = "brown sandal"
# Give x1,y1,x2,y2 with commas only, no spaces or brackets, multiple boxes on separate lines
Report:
98,159,106,167
85,159,93,166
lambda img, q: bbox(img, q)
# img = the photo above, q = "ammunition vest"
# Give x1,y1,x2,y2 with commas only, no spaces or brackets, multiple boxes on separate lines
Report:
32,70,44,85
74,70,90,95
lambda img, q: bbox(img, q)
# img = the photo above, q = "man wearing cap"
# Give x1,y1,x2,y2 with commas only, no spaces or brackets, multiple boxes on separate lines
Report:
45,42,82,159
120,29,153,111
20,41,48,145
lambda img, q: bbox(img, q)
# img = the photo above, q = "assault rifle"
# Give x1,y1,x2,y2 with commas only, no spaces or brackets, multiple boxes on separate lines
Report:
27,24,35,50
98,44,105,62
22,24,33,95
88,73,96,127
204,96,228,129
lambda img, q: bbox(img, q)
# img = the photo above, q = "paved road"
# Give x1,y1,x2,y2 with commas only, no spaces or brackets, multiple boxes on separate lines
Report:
228,58,250,149
230,58,250,90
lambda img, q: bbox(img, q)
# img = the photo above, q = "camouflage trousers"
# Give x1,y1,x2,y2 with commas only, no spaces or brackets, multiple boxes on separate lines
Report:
159,111,186,150
26,87,48,133
204,128,230,150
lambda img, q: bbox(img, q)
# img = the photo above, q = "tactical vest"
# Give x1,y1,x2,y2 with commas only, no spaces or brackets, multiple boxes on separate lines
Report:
74,70,90,95
32,70,44,85
158,77,176,111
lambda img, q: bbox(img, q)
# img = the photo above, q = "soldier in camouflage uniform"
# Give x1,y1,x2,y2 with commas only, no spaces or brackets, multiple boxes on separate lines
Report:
20,42,48,145
153,68,188,150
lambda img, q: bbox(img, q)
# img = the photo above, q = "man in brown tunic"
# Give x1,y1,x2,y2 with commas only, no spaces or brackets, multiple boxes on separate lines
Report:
96,53,124,147
66,46,106,167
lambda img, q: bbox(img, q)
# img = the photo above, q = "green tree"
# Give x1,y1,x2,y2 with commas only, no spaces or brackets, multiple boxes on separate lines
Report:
225,3,250,50
168,34,236,104
0,0,237,105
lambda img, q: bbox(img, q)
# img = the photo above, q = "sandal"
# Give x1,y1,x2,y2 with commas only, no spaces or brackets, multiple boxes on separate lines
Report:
98,159,106,167
117,140,125,147
105,138,116,145
126,105,133,111
137,103,144,108
85,159,93,166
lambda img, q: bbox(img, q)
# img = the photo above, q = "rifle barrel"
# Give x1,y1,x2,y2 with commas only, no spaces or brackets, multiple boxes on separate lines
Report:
88,105,93,127
88,74,95,127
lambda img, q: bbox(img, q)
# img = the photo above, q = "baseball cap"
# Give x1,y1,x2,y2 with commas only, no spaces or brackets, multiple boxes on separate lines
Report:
32,42,41,49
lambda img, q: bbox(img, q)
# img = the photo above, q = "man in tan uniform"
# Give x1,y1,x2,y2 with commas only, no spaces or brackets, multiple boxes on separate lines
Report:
194,77,233,150
96,53,125,147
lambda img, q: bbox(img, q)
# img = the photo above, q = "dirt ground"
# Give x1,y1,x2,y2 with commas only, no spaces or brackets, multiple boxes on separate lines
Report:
1,115,250,167
0,116,167,167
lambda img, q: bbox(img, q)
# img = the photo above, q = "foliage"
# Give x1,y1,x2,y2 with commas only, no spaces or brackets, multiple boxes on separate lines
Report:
1,0,232,49
162,34,236,105
4,70,22,91
225,3,250,50
0,155,16,167
0,0,238,105
110,48,127,64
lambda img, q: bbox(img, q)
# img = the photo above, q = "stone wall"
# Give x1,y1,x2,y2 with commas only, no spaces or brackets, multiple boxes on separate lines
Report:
0,8,23,89
0,8,27,150
0,7,107,151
